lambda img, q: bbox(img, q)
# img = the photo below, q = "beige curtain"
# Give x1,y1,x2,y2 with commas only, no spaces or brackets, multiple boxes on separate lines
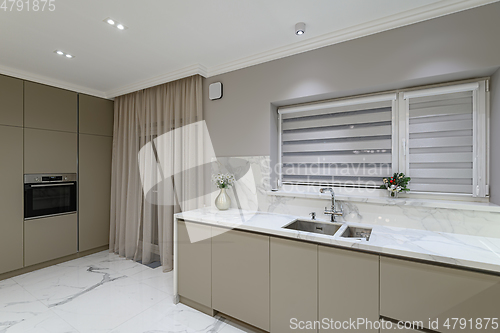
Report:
109,75,203,271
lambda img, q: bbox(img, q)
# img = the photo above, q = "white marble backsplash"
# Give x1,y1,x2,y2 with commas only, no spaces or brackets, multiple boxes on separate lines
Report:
211,156,500,239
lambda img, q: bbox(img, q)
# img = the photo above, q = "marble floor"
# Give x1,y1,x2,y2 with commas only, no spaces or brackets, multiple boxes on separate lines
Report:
0,251,255,333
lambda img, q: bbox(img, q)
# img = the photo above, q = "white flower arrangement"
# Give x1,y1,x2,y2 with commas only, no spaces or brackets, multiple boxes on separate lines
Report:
212,173,235,189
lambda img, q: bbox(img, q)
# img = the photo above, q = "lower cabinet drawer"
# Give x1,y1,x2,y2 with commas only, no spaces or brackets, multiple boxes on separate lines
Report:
380,256,500,332
24,214,77,266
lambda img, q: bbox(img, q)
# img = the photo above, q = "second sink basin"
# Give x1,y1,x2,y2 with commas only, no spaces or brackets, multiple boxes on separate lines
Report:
283,219,342,236
341,226,372,241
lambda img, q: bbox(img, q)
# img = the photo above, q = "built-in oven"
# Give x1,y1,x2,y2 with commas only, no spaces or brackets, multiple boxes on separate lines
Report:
24,174,77,220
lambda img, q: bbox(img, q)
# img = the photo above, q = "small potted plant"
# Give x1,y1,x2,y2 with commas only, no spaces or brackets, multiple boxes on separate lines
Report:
212,173,235,210
380,173,411,198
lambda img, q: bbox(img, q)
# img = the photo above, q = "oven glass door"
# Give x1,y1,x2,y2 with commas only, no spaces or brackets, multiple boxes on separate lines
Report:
24,182,77,219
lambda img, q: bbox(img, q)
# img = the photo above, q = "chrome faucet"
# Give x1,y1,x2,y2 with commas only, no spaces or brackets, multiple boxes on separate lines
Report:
320,187,343,222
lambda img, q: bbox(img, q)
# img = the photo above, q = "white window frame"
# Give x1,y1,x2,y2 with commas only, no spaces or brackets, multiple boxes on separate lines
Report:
277,93,398,191
401,81,488,198
277,79,490,201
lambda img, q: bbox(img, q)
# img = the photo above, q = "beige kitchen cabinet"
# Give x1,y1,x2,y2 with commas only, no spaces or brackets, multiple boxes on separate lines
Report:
319,246,379,333
177,221,212,311
24,81,77,132
79,94,114,136
0,75,23,127
24,128,77,174
0,125,23,274
24,213,77,266
271,237,317,333
212,228,270,331
380,256,500,332
78,134,112,251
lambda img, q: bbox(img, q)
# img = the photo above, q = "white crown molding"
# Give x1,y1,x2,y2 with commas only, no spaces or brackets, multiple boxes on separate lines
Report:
206,0,499,77
104,64,208,98
0,64,107,98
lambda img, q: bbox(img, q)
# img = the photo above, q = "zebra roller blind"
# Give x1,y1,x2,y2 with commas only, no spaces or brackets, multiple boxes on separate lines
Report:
405,88,476,195
279,94,395,188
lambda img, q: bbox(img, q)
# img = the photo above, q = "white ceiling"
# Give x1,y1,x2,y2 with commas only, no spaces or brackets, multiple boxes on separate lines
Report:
0,0,497,98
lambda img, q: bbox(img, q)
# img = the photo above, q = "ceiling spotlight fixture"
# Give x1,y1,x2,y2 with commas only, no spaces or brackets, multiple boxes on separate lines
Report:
104,18,127,31
54,50,74,59
295,22,306,35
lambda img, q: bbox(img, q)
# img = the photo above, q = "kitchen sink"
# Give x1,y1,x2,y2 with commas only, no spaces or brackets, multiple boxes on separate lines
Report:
341,227,372,241
282,219,342,236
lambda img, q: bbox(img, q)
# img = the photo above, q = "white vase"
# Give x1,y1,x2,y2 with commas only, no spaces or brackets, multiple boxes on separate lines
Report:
215,188,231,210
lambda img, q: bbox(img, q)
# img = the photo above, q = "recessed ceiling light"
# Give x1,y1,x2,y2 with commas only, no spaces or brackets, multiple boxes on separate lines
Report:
104,18,127,31
295,22,306,35
54,50,74,58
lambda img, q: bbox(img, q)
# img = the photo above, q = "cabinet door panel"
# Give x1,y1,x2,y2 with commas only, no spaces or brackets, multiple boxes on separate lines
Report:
79,95,114,136
24,128,77,174
24,214,77,266
380,256,500,332
24,82,77,132
271,237,317,333
79,134,112,251
178,221,212,308
319,246,379,333
0,126,23,274
0,75,23,127
212,228,269,331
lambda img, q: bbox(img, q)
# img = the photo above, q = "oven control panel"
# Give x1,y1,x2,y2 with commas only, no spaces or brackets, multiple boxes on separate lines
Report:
24,174,76,184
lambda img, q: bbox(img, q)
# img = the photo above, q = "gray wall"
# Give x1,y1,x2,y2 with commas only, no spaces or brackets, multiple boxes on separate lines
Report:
491,69,500,205
203,2,500,158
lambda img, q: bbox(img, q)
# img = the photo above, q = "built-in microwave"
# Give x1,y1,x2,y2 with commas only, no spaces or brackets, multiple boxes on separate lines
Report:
24,174,77,220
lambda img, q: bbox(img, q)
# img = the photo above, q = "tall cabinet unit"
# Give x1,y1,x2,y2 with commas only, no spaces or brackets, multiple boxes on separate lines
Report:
78,95,114,252
23,82,78,266
24,81,78,173
0,75,24,274
0,77,114,275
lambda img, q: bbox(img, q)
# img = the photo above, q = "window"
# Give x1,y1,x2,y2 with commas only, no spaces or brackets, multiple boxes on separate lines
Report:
278,80,489,198
279,94,397,189
401,81,488,197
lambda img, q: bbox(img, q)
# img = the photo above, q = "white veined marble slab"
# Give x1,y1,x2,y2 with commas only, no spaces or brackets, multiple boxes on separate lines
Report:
1,251,255,333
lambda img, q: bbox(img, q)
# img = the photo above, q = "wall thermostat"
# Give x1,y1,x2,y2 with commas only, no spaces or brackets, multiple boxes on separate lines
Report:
209,82,223,100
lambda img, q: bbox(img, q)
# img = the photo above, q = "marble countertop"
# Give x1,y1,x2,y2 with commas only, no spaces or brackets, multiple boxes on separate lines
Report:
175,208,500,274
